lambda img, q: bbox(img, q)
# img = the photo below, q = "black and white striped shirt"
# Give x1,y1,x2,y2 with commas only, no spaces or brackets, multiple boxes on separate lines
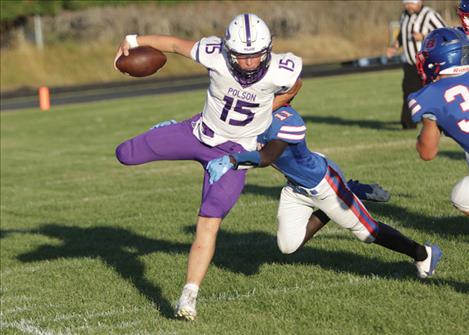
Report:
397,6,446,65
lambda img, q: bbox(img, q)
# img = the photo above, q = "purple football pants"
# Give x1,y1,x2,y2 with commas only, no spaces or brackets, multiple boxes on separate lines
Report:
115,114,247,218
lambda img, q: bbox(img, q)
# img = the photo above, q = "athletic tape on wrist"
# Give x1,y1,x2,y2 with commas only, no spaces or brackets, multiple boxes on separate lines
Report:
125,34,139,49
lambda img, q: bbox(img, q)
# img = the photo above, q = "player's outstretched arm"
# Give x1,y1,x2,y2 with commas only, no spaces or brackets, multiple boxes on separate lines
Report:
115,35,196,62
206,140,288,184
137,35,196,58
273,79,302,111
416,118,441,160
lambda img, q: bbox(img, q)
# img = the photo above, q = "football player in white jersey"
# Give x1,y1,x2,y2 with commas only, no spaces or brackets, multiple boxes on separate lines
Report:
114,13,302,320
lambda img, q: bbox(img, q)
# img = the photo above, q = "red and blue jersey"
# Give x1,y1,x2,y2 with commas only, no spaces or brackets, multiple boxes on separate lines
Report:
257,106,327,188
409,73,469,153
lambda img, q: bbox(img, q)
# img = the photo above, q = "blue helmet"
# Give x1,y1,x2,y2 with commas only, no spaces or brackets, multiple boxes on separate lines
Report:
459,0,469,12
458,0,469,33
416,27,469,84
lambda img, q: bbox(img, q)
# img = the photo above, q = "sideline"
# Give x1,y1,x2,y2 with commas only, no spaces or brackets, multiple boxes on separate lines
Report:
1,57,401,112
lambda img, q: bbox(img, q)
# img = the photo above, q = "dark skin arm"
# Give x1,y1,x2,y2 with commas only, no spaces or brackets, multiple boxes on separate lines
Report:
229,139,289,167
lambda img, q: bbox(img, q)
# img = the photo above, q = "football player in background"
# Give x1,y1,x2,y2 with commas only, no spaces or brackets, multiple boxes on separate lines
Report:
409,27,469,215
114,13,302,320
386,0,446,129
458,0,469,35
206,105,442,278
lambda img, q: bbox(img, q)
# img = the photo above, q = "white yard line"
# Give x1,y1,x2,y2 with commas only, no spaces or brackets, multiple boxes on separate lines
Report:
0,295,34,303
0,319,56,335
0,280,373,334
52,307,142,322
1,311,149,334
2,304,63,316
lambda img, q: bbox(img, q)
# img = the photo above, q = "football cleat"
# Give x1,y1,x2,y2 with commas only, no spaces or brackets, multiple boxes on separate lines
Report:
415,243,442,279
347,180,391,202
175,287,198,321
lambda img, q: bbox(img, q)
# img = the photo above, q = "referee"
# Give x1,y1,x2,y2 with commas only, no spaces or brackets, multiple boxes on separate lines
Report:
387,0,446,129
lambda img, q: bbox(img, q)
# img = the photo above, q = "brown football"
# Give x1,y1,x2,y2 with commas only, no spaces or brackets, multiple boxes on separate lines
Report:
116,46,167,77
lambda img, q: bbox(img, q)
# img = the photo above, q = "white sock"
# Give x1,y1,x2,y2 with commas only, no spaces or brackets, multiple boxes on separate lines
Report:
183,283,199,295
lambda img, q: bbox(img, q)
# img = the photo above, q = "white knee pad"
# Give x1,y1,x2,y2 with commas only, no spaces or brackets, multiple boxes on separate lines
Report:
277,233,303,254
451,176,469,213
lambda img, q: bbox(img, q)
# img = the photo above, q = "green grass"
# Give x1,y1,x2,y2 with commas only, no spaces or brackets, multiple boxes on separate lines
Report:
1,70,468,335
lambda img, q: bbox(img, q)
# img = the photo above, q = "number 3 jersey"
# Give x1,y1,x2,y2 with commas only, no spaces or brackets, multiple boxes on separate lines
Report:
190,36,302,151
409,73,469,154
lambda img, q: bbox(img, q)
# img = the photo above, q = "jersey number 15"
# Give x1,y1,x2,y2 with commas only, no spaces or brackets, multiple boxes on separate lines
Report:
221,96,259,126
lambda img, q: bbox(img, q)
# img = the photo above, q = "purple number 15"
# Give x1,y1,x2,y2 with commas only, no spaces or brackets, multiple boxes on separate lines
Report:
279,59,295,72
221,96,259,126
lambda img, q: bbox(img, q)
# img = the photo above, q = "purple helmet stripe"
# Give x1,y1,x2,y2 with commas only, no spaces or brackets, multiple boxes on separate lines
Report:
244,14,252,47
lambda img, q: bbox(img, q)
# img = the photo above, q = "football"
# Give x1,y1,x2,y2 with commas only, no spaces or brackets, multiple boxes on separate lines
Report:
115,46,167,77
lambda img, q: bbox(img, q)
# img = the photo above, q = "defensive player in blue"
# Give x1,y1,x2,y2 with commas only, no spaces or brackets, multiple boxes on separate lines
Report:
206,105,442,279
409,27,469,215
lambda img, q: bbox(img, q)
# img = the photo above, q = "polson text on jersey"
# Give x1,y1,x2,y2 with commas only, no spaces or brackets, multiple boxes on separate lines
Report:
227,88,257,102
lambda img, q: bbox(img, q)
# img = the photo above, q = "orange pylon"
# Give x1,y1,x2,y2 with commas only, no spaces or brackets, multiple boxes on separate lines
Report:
38,86,50,111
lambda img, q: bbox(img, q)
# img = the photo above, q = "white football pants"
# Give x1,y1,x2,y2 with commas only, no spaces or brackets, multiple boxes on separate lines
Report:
277,165,379,255
451,176,469,213
450,152,469,213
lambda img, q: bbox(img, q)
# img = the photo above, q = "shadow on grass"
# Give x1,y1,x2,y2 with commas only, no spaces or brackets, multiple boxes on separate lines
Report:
2,221,467,319
365,202,469,238
438,150,467,162
302,115,400,131
12,225,188,319
243,183,468,238
210,227,469,294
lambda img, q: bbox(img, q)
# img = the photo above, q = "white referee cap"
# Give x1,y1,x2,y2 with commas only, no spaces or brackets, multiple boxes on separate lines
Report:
402,0,421,3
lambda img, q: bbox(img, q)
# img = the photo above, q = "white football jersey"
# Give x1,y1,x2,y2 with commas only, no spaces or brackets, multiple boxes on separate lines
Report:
190,36,302,151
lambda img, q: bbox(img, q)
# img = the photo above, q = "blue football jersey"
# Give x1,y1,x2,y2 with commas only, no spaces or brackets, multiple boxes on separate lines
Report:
409,73,469,152
257,106,327,188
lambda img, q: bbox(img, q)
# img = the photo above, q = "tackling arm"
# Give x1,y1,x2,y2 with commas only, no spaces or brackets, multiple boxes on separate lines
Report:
206,140,288,184
416,118,441,160
231,139,288,168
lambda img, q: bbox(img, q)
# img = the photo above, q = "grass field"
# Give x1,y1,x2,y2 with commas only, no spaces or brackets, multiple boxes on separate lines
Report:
1,70,468,335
